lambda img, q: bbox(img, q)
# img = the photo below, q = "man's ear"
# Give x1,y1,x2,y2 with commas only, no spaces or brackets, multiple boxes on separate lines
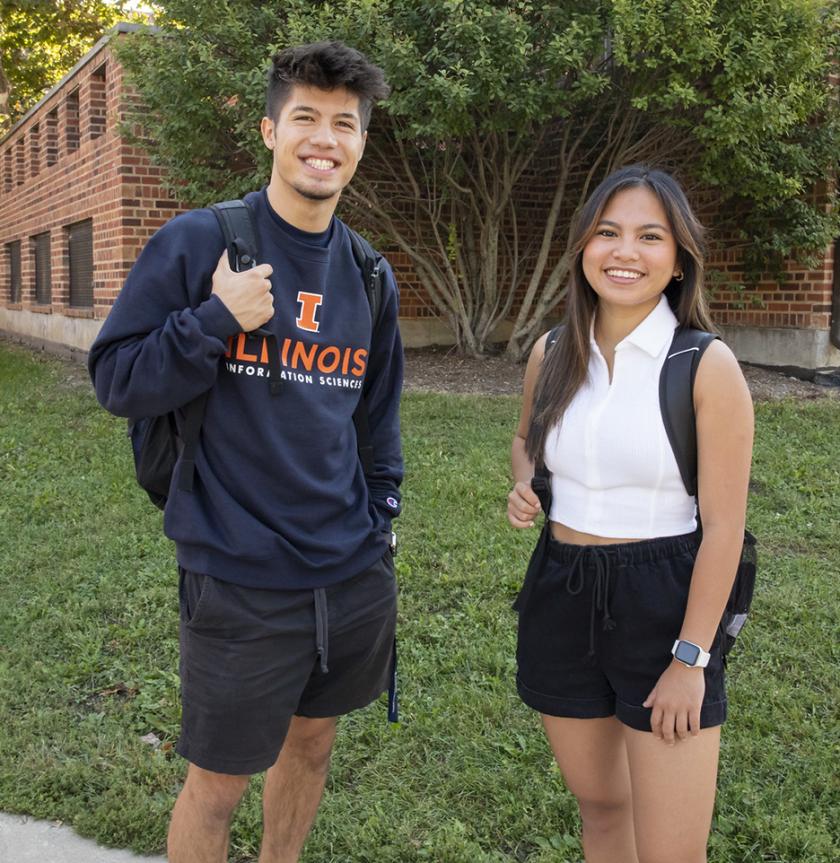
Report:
260,116,275,149
358,130,367,161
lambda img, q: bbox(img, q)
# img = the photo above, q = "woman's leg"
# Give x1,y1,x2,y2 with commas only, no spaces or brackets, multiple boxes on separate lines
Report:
622,725,720,863
542,715,638,863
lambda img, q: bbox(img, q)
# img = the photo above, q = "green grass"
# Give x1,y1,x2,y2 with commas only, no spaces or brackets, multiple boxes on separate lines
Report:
0,340,838,862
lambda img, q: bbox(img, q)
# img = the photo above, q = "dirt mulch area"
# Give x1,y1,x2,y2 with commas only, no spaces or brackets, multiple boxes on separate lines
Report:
404,345,840,402
739,365,839,402
3,335,837,403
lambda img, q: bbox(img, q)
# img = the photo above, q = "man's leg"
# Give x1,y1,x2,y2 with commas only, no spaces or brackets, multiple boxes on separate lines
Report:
168,764,250,863
256,555,395,862
259,715,338,863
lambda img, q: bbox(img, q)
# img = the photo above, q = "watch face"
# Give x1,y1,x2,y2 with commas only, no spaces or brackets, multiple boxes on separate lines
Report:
674,640,701,666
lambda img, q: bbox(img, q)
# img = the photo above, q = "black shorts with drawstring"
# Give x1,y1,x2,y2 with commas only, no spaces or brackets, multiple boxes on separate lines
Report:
176,551,397,775
515,531,727,732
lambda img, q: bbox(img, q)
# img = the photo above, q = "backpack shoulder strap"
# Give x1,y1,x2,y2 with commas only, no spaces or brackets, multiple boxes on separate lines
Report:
347,228,384,331
659,328,719,497
528,324,563,513
346,228,386,476
209,199,259,272
209,199,282,393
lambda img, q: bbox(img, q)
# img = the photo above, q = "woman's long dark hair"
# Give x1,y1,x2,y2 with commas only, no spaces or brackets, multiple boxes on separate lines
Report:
525,164,716,463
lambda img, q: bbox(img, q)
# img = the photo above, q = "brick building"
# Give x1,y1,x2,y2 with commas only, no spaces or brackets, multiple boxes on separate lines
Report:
1,25,838,368
0,24,186,357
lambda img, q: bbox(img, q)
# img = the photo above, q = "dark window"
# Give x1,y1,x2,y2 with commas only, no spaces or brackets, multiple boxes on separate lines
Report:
90,64,107,140
6,241,21,302
33,232,51,304
66,90,80,153
15,139,24,185
30,123,40,176
45,109,59,167
68,219,94,308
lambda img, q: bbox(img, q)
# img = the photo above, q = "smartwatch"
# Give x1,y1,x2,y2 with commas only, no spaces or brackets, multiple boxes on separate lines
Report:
671,639,710,668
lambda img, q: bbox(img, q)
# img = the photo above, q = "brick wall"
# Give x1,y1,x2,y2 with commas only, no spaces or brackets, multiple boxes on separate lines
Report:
0,29,187,352
708,247,833,332
685,177,834,337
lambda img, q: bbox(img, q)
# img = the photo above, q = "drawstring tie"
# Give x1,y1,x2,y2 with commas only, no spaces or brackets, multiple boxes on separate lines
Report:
314,588,329,673
566,546,616,659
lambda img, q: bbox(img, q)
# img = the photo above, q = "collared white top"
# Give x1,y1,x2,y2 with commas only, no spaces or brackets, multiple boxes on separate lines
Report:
544,295,697,538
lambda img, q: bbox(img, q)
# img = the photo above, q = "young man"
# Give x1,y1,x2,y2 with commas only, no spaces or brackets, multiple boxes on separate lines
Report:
88,42,402,863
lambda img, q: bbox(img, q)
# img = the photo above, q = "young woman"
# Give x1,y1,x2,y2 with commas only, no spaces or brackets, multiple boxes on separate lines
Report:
507,165,753,863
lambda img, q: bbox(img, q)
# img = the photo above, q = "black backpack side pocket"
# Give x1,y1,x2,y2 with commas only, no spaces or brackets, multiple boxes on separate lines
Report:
721,530,757,655
128,413,179,510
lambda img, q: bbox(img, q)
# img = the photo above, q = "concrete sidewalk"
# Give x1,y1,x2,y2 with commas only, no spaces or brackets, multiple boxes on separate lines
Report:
0,813,167,863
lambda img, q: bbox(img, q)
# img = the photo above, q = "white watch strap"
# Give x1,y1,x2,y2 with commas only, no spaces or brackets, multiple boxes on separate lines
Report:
671,639,711,668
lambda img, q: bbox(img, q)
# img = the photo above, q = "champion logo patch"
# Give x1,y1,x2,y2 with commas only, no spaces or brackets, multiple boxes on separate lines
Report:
296,292,323,333
386,496,399,510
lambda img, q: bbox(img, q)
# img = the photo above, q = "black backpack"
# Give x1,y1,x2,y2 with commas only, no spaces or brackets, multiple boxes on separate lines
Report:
128,199,387,510
523,325,756,656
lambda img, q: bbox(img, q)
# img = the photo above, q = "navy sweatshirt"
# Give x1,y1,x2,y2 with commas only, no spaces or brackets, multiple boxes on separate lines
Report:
89,189,403,589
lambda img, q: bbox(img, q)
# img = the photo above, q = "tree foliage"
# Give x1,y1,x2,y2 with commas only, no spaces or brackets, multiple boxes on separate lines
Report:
118,0,840,356
0,1,136,133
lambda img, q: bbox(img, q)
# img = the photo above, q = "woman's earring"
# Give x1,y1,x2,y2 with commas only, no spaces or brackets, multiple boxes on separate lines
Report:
674,271,684,282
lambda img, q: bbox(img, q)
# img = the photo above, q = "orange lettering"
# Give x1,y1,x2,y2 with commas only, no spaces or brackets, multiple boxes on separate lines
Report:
351,348,368,377
225,336,234,358
235,333,258,363
281,338,291,366
291,340,318,371
296,292,323,333
341,346,352,375
259,337,270,365
317,346,341,373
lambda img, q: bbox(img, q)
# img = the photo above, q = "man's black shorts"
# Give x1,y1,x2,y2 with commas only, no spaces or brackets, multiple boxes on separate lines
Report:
176,551,397,775
515,532,727,732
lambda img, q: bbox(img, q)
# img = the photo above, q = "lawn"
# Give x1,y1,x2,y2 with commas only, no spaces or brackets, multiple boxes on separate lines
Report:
0,340,837,862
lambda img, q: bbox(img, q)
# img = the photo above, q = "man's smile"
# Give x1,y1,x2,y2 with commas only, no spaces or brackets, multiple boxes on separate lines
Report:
303,157,338,172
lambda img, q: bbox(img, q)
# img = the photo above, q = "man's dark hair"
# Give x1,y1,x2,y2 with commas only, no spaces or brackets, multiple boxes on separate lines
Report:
266,41,390,132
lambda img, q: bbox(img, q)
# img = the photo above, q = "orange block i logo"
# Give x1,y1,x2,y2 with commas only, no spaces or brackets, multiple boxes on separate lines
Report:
296,292,323,333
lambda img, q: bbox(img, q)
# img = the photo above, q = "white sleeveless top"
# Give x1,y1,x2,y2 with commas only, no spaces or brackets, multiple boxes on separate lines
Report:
544,296,697,538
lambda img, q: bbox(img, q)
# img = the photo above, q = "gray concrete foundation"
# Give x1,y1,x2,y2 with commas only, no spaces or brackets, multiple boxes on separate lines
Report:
0,308,101,354
714,325,839,370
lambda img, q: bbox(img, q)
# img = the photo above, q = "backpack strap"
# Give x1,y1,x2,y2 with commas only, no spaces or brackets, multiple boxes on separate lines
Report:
515,325,563,613
347,229,384,331
209,199,282,395
209,200,259,272
347,228,385,476
346,227,397,725
175,199,268,496
529,324,562,512
659,328,719,497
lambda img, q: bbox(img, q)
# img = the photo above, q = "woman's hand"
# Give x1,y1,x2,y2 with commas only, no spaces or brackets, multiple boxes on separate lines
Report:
643,661,706,744
508,481,541,528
